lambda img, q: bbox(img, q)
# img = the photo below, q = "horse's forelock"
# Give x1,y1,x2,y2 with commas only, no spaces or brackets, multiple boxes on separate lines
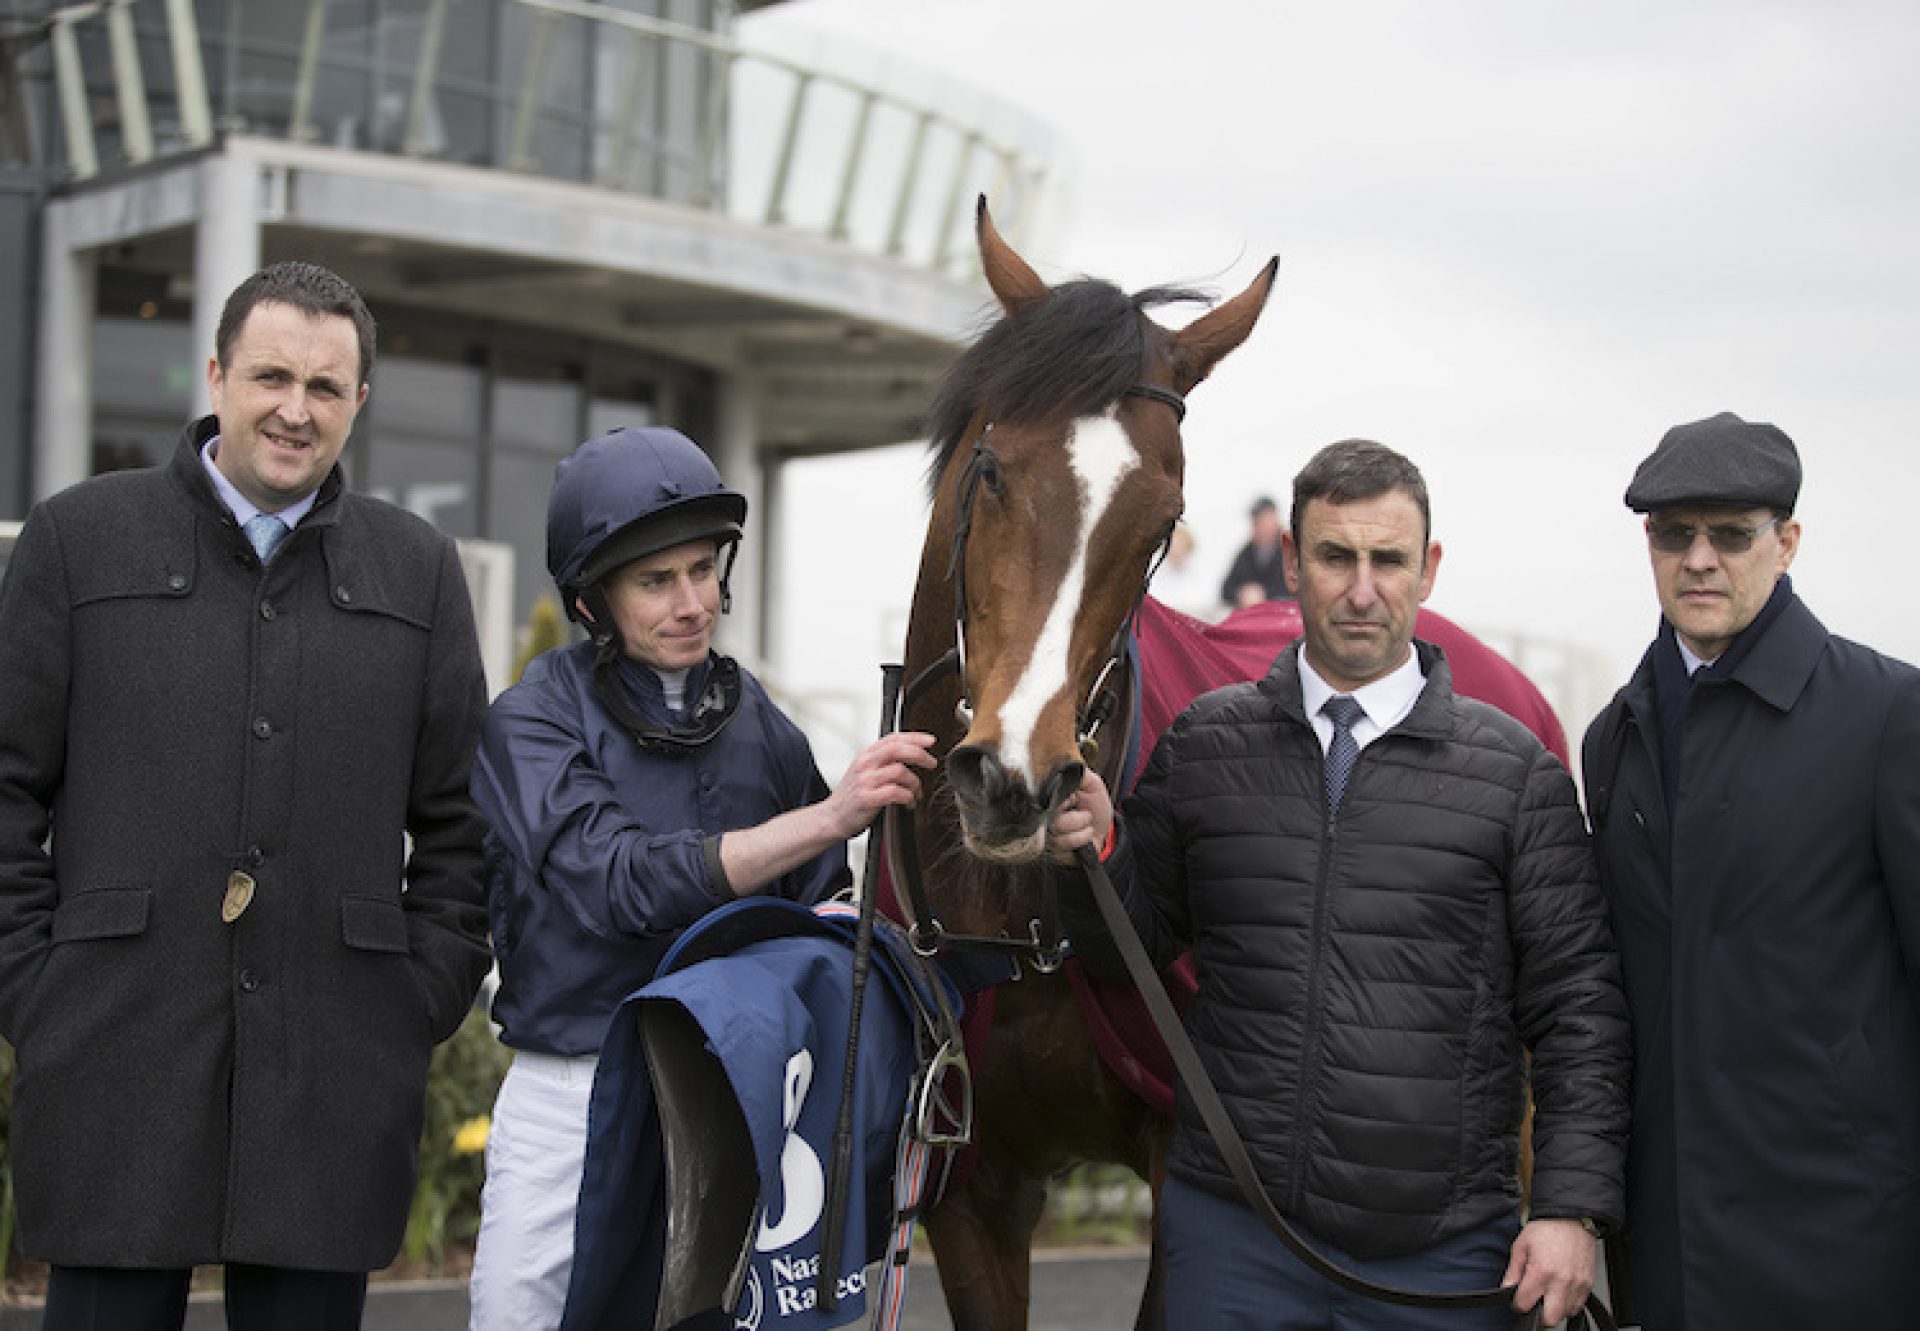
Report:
924,280,1213,500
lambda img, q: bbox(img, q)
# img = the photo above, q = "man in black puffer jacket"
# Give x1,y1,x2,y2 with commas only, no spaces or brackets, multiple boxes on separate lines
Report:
1051,440,1629,1331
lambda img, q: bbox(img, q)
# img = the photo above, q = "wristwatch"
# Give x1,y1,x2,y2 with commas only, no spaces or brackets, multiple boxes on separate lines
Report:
1577,1216,1602,1238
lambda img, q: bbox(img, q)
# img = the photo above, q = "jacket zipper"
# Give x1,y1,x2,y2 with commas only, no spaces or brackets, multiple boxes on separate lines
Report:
1287,741,1344,1212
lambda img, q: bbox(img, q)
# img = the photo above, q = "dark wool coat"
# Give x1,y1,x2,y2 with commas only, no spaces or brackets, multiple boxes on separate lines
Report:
1063,641,1630,1259
1583,594,1920,1331
0,418,491,1271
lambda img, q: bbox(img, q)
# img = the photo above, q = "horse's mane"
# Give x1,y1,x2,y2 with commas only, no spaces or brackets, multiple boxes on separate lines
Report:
924,279,1210,498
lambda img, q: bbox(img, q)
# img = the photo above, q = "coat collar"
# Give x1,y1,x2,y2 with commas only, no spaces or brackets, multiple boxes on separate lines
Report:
168,414,345,530
1622,583,1827,718
1260,638,1459,740
1716,589,1826,714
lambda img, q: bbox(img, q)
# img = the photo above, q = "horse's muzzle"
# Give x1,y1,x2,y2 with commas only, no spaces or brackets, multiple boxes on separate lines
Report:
946,744,1084,863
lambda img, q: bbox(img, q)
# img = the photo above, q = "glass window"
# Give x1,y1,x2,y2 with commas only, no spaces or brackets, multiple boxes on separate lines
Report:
304,0,376,152
586,395,656,440
487,447,563,628
90,416,177,474
496,7,591,182
430,0,500,166
220,0,311,136
94,317,196,417
492,376,579,455
371,356,484,439
361,432,480,538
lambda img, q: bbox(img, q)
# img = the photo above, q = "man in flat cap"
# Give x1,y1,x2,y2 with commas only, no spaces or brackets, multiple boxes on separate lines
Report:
1583,411,1920,1330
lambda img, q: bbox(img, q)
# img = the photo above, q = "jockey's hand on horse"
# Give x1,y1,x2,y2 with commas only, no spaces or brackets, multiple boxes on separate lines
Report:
717,732,935,895
822,731,939,839
1046,769,1114,864
1501,1217,1596,1327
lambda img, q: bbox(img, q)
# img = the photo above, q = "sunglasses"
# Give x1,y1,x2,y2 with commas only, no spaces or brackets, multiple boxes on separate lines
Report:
1644,514,1783,556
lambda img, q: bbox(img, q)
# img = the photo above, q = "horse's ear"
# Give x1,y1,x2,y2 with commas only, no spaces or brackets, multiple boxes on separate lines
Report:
1167,257,1280,394
977,195,1050,314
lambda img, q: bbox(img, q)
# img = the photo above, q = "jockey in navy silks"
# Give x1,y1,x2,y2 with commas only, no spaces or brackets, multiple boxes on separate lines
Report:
466,426,934,1330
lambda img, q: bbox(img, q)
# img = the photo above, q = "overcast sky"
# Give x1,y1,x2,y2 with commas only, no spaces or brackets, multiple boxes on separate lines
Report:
749,0,1920,755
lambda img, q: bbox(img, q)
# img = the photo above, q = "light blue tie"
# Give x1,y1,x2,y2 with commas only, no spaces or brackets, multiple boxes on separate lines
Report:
1322,695,1365,814
244,513,290,564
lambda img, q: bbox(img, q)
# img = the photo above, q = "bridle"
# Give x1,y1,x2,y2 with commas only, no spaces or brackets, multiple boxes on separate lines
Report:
937,381,1180,758
888,381,1183,974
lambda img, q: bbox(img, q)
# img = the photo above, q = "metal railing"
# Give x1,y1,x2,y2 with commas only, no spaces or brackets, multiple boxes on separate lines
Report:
25,0,212,179
6,0,1052,277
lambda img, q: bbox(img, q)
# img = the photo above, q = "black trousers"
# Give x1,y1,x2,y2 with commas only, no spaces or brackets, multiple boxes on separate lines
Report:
43,1264,368,1331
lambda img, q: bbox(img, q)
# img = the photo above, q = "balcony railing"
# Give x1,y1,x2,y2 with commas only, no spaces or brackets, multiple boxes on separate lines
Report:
2,0,1054,277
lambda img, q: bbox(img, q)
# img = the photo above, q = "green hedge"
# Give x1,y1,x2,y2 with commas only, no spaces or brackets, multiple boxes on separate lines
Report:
399,1007,512,1272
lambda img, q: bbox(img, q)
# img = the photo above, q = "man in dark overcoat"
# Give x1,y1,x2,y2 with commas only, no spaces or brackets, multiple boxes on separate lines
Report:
0,262,491,1330
1584,411,1920,1330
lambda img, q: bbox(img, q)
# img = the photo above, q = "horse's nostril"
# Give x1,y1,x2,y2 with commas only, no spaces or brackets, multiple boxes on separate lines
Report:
1040,762,1086,814
947,745,996,804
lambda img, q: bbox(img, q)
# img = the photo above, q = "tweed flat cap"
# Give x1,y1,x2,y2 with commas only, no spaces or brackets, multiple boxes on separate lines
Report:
1625,411,1801,513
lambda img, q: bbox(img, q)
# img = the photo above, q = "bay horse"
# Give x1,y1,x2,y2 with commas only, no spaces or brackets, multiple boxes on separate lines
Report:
886,203,1565,1330
886,201,1276,1331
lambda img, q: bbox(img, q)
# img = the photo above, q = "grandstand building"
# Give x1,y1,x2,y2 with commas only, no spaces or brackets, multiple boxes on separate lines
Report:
0,0,1055,684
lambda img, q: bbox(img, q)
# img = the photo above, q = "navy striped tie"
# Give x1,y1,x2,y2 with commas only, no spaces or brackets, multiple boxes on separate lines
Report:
1323,695,1365,813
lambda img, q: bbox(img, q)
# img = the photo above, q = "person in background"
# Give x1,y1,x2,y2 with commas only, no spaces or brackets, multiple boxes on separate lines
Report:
0,261,492,1331
1050,439,1627,1330
466,426,934,1329
1220,494,1291,607
1148,521,1221,620
1583,411,1920,1330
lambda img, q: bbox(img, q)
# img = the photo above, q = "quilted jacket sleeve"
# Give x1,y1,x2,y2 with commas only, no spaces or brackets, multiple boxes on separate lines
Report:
1509,743,1632,1230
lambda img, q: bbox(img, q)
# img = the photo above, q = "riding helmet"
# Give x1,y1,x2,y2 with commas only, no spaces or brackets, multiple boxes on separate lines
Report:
547,426,748,630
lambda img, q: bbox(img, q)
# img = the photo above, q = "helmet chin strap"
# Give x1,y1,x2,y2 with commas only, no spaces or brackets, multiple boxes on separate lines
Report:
574,585,619,652
717,539,739,614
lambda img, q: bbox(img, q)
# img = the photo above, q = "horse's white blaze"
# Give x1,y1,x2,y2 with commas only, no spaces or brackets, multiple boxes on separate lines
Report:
996,412,1137,791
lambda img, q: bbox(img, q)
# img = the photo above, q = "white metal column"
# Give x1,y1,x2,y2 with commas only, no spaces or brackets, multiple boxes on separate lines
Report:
192,154,264,414
32,201,96,501
761,449,789,684
711,375,765,663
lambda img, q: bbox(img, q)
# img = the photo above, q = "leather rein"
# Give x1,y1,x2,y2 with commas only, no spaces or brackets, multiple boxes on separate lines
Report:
887,382,1179,974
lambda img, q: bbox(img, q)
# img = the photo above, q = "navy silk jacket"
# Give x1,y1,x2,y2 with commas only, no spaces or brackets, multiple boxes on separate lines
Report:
473,641,846,1055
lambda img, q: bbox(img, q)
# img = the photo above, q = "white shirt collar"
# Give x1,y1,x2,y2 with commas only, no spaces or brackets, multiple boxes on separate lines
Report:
1297,644,1426,751
199,436,320,529
1676,637,1716,676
